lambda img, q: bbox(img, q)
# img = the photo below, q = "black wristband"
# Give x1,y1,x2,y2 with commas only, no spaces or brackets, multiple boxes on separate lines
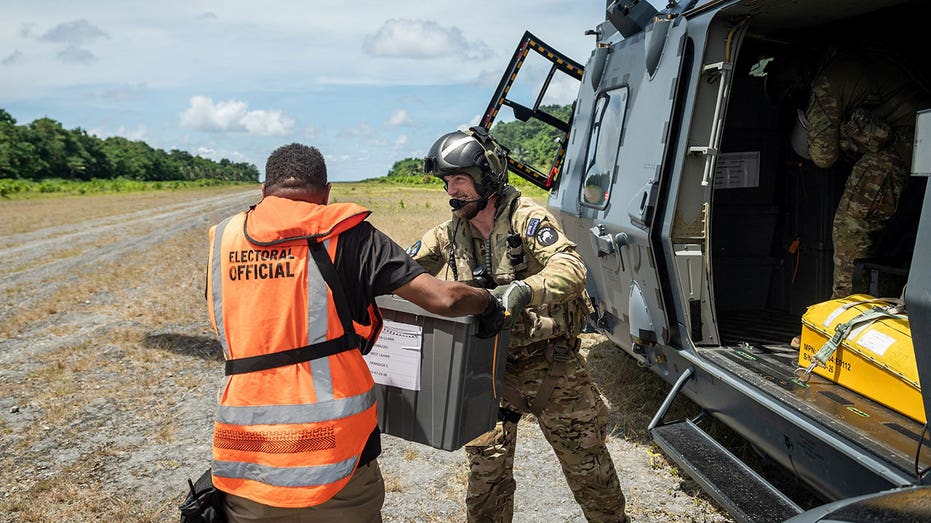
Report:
475,289,505,339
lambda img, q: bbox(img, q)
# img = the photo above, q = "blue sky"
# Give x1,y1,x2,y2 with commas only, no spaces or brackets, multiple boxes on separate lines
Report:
0,1,634,182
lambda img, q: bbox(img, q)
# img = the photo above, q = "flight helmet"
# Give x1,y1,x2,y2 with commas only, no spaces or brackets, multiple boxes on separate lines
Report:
423,126,508,199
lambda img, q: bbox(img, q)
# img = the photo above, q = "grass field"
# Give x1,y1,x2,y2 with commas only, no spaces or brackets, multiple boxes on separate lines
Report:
331,183,469,248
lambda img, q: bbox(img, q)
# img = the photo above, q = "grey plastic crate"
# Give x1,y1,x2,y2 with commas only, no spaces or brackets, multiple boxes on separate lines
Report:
372,295,509,451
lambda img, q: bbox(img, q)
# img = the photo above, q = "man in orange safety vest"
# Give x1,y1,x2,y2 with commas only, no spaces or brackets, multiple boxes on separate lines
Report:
206,143,505,522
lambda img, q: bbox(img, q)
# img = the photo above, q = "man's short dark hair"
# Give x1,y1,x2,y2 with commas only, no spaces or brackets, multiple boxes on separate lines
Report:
264,143,327,192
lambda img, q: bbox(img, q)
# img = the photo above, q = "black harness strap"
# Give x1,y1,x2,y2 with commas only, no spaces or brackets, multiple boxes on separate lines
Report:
310,238,383,355
225,336,356,375
307,239,358,339
224,239,364,376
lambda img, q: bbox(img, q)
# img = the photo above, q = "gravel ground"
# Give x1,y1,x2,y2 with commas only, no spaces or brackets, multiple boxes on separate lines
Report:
377,335,731,522
0,187,731,522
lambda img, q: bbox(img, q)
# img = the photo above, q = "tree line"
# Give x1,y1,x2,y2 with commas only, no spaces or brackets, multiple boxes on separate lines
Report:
380,104,572,184
0,108,259,183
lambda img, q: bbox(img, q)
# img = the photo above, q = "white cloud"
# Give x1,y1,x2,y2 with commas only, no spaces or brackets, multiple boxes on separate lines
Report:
539,74,582,106
89,124,148,141
240,110,293,135
196,146,246,162
456,114,483,131
181,97,246,131
179,96,294,136
119,125,149,141
39,19,108,45
394,135,408,147
386,109,412,127
362,19,491,60
18,24,35,38
2,51,25,66
474,68,503,88
57,46,96,64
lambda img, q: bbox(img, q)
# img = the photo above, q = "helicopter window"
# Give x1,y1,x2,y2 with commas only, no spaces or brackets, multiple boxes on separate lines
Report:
580,87,629,208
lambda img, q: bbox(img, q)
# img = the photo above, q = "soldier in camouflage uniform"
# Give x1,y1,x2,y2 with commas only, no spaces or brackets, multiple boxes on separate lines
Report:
407,127,627,523
801,50,929,298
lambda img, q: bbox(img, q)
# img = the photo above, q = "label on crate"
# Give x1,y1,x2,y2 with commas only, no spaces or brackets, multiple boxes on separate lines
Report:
856,329,895,357
364,319,423,390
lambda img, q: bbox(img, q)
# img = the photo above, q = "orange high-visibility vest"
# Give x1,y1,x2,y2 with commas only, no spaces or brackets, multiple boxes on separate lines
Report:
206,196,382,508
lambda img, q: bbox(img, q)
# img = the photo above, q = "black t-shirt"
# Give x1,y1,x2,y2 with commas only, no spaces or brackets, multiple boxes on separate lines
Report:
334,221,426,321
333,221,426,465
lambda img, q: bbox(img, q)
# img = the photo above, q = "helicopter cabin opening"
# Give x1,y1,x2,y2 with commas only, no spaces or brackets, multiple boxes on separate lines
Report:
653,0,931,494
694,2,929,348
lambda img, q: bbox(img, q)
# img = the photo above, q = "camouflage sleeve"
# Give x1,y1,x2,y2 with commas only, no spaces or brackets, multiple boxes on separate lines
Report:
806,72,841,169
513,201,586,307
406,222,449,276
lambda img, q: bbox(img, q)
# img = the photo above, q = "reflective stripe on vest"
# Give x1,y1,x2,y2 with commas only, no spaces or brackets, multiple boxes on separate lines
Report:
216,388,376,426
209,216,233,359
206,199,378,508
212,456,357,488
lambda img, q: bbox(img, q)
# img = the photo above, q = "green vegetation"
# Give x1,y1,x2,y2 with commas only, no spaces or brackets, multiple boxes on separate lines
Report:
0,108,259,192
0,177,247,199
490,104,572,172
368,157,443,186
371,104,572,199
364,157,546,198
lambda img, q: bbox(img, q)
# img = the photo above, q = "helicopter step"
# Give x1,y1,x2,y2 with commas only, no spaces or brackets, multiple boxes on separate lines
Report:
651,418,802,523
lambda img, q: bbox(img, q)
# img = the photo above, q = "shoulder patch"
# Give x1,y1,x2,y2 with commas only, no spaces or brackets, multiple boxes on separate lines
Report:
526,217,541,238
405,240,421,257
535,226,559,247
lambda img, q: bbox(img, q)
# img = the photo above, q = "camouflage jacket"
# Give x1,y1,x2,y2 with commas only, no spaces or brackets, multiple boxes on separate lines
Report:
805,51,930,169
409,185,591,347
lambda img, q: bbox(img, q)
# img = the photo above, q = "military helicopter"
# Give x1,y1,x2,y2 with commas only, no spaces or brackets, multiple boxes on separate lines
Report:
477,0,931,521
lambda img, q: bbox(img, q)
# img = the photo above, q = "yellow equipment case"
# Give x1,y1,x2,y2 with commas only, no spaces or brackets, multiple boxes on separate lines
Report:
798,294,925,424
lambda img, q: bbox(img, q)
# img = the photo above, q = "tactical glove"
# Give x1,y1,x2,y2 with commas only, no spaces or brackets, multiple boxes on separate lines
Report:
491,280,532,323
475,290,506,339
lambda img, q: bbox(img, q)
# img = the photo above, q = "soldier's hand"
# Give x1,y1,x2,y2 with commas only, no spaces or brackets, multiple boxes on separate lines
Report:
475,290,506,339
491,281,532,323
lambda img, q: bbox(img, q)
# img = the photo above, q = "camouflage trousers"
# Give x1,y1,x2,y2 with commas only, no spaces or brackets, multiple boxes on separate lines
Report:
831,149,907,298
464,338,626,523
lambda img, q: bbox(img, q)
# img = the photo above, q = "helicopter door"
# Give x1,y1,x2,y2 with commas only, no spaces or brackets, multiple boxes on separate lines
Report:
571,16,692,352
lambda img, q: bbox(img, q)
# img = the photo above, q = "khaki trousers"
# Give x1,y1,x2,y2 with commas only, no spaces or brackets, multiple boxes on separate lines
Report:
223,459,385,523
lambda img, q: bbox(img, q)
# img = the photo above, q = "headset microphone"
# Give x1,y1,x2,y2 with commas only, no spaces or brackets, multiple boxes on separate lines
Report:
449,197,487,210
